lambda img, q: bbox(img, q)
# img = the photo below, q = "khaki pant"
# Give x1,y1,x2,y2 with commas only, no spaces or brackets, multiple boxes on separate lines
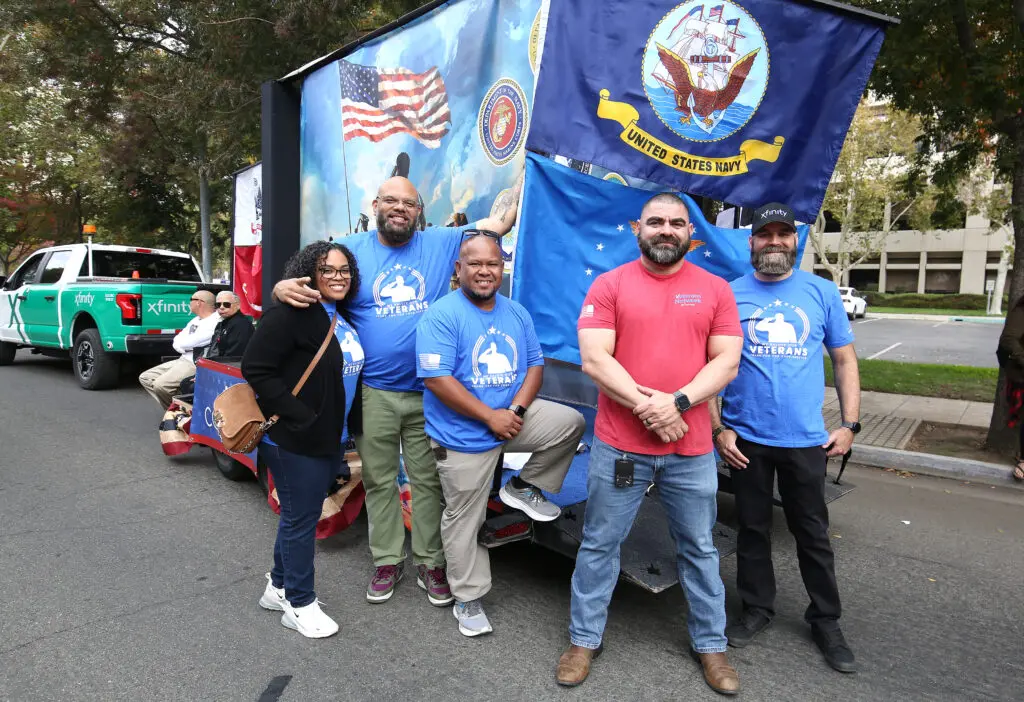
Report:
355,386,445,567
435,399,586,602
139,357,195,409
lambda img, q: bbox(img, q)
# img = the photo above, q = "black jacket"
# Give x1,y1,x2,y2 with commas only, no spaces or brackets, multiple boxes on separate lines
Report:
241,302,362,456
207,312,255,359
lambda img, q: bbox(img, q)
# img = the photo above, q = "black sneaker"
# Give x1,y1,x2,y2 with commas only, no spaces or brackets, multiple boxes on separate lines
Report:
725,610,771,648
812,624,858,673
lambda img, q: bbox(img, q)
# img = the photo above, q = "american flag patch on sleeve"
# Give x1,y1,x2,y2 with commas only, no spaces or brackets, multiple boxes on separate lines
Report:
418,353,442,371
580,304,594,319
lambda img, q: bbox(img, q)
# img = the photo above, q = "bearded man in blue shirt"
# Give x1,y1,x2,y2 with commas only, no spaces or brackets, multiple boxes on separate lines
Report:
709,203,862,674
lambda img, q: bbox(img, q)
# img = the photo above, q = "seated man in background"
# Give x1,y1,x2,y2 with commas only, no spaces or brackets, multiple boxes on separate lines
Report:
139,290,218,409
205,291,255,360
416,232,585,637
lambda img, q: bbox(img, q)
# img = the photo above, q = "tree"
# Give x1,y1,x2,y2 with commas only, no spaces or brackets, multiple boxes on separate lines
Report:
807,100,933,285
850,0,1023,449
2,1,425,273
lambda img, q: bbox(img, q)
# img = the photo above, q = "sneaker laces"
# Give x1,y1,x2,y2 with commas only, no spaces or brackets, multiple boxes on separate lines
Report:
519,486,547,504
372,565,399,585
427,566,448,585
460,599,484,617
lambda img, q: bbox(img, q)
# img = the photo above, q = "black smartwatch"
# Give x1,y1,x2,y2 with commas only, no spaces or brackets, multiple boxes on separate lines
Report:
840,421,862,434
509,404,527,418
673,391,691,414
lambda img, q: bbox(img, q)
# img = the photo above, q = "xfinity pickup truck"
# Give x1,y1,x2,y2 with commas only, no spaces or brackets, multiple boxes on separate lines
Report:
0,243,214,389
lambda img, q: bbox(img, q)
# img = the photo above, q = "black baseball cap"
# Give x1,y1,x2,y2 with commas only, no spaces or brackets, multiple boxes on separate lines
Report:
751,202,796,233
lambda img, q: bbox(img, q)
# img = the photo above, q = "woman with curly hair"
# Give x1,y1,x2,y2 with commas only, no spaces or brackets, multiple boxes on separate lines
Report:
241,240,365,637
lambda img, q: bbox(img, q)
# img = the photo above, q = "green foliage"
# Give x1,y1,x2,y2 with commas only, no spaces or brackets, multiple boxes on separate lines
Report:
0,0,423,270
861,292,993,310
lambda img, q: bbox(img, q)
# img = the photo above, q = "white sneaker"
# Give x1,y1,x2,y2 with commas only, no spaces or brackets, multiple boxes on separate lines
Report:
258,573,286,612
453,599,493,637
281,599,338,638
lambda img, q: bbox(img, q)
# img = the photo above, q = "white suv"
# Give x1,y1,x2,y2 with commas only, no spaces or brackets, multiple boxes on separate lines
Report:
838,287,867,319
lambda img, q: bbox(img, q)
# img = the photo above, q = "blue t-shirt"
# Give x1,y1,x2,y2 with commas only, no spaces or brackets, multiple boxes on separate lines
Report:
721,270,855,448
416,289,544,453
342,226,466,392
262,303,364,447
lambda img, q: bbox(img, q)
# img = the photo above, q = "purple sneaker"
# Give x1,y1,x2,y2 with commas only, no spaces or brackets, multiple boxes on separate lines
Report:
366,563,405,603
417,564,454,606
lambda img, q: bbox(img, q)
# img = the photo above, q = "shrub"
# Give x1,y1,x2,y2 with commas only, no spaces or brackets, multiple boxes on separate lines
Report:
861,292,988,310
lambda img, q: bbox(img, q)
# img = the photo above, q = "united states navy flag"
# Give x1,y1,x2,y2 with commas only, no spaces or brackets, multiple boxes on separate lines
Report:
512,153,808,365
527,0,887,221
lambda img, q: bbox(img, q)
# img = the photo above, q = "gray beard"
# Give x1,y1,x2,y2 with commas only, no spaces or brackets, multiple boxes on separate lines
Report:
639,236,687,266
752,247,796,276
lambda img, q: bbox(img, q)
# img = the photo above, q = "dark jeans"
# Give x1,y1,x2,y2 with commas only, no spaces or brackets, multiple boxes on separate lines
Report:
729,438,841,625
261,443,339,608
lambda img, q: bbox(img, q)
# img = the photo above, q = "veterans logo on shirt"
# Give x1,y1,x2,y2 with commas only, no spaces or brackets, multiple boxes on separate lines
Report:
470,326,519,387
746,298,810,358
372,263,428,318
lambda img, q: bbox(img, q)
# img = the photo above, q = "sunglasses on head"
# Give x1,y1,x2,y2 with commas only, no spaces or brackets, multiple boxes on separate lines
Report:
461,228,502,242
215,301,234,309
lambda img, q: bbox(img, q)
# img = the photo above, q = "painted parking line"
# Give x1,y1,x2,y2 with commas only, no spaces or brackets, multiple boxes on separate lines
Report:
932,320,948,328
866,342,902,360
856,317,882,324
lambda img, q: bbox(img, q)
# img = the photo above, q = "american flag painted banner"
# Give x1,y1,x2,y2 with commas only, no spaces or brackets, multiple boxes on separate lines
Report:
339,60,451,149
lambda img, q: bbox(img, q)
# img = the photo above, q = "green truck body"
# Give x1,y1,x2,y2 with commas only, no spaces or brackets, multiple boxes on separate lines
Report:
0,243,216,389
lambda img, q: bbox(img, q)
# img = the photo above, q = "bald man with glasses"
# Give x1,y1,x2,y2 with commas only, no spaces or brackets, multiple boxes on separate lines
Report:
139,290,219,408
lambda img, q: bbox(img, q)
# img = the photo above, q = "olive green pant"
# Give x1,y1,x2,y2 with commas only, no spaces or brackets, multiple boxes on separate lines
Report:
355,386,445,568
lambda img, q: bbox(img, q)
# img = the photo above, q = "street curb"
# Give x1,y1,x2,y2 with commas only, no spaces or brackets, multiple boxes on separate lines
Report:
864,312,1004,324
853,445,1022,489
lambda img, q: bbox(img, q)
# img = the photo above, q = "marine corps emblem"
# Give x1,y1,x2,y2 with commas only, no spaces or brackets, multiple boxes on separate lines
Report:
479,78,528,166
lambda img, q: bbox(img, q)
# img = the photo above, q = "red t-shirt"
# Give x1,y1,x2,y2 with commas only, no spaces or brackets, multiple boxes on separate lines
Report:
578,259,742,456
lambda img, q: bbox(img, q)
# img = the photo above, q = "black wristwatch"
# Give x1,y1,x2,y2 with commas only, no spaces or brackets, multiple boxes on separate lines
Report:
712,425,727,441
508,404,527,418
840,421,862,434
673,391,691,414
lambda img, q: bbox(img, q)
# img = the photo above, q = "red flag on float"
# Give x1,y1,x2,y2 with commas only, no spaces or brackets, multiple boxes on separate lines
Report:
232,163,263,318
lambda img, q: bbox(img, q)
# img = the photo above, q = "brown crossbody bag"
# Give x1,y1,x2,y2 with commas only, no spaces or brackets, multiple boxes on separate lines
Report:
213,311,338,454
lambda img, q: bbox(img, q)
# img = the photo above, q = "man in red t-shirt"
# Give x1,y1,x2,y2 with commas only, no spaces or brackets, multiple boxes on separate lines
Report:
555,193,743,696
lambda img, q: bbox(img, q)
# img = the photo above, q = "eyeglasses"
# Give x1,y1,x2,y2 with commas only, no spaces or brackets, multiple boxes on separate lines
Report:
215,301,234,309
318,266,353,279
378,196,420,209
462,228,502,242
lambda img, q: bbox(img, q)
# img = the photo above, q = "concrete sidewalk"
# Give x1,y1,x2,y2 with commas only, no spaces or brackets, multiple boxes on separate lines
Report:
865,311,1005,324
824,387,993,428
820,388,1021,488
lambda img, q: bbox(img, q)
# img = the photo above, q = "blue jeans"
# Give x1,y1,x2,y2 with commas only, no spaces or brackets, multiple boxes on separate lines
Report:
569,437,727,653
261,444,339,608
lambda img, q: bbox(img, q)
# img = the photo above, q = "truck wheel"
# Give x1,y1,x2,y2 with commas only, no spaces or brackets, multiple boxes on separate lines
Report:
212,448,252,482
73,329,121,390
0,341,15,366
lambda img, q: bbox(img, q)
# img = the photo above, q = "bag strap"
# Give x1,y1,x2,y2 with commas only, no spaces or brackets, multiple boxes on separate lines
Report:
263,310,338,429
291,309,339,396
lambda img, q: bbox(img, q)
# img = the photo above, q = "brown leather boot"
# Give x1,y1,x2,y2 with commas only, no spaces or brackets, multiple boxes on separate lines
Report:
556,644,603,687
691,649,740,696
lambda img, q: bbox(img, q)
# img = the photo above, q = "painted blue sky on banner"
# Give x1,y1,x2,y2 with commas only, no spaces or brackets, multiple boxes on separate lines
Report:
300,0,542,248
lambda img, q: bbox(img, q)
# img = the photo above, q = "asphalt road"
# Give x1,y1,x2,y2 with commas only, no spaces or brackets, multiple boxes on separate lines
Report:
851,318,1002,368
2,351,1023,701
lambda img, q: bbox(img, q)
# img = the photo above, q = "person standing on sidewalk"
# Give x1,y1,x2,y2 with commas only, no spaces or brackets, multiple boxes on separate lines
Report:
558,193,743,696
709,202,862,672
416,232,585,637
272,175,522,606
996,297,1024,481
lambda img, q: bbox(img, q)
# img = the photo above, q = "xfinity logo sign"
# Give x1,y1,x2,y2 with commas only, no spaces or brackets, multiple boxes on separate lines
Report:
762,209,787,218
74,292,95,306
147,300,190,315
